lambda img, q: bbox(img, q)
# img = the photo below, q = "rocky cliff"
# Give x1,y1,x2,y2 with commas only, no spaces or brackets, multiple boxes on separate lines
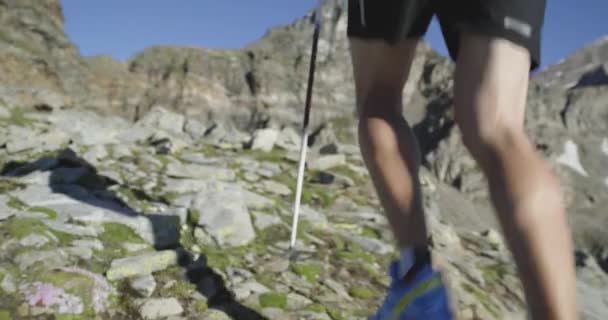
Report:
0,0,606,319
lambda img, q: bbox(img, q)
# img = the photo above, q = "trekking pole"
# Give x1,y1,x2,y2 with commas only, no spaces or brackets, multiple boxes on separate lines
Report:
289,0,323,252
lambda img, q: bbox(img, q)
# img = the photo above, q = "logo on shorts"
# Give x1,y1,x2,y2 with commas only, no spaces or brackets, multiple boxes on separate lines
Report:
504,16,532,38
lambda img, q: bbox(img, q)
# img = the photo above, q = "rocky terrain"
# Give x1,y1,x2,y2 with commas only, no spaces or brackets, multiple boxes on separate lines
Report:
0,0,607,319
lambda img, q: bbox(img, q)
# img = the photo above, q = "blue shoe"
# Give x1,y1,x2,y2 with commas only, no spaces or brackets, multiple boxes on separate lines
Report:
369,260,454,320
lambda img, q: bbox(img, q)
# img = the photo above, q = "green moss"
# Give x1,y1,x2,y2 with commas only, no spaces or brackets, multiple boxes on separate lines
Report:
463,283,500,317
27,206,57,219
192,299,208,313
0,178,25,194
100,223,144,243
169,280,196,299
2,108,35,127
481,264,508,284
348,286,377,299
0,310,11,320
259,292,287,309
187,208,201,226
326,307,347,320
256,273,275,289
4,218,73,244
331,116,355,143
292,263,322,283
304,303,326,313
6,196,26,210
250,149,287,163
335,242,375,264
361,226,381,239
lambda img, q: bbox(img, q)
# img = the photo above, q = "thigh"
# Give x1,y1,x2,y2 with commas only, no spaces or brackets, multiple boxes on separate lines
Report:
349,38,420,112
453,33,532,141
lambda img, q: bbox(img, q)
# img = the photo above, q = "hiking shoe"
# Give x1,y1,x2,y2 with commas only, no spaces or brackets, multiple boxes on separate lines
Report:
369,260,454,320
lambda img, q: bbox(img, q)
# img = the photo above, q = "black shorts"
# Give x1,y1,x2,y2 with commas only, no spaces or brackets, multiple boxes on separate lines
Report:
347,0,546,70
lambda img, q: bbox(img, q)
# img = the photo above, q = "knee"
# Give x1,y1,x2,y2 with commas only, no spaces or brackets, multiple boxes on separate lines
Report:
459,120,529,166
356,87,403,119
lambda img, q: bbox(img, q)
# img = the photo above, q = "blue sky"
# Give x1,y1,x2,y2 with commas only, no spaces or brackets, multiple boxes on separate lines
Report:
61,1,607,70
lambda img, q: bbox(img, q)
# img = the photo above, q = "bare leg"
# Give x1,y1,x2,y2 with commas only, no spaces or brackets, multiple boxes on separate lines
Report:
349,38,428,248
454,33,578,320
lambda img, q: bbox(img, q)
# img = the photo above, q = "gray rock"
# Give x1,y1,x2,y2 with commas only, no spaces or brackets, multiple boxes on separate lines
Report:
346,234,393,255
322,278,352,300
137,107,185,136
47,111,128,145
71,239,104,251
106,250,180,280
252,211,282,230
0,105,10,118
261,180,292,196
15,249,70,269
179,152,219,165
6,125,39,153
162,178,209,194
1,273,17,294
130,274,157,298
83,145,108,164
139,298,183,320
190,184,256,247
276,127,301,151
200,309,232,320
261,308,292,320
243,190,274,209
243,171,260,182
298,205,329,227
184,118,207,139
194,227,216,246
19,234,50,248
110,144,133,159
66,246,93,260
251,128,279,152
233,281,270,300
0,199,17,221
122,242,151,253
43,220,102,237
287,292,313,310
309,154,346,171
226,267,254,285
166,162,235,181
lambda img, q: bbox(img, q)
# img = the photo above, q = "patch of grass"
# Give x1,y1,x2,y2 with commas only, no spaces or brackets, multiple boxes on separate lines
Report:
6,196,26,210
0,178,25,194
331,116,356,143
187,208,201,226
335,242,375,264
481,263,508,284
4,218,74,245
259,292,287,309
98,223,145,250
463,283,501,317
27,206,57,219
249,149,287,163
326,307,347,320
2,107,35,127
192,299,208,313
348,286,377,299
361,226,381,239
0,310,11,320
304,303,326,313
169,280,196,300
292,263,322,283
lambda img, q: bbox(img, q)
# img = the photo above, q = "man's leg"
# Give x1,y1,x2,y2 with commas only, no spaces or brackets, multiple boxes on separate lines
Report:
349,38,428,250
454,33,578,319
